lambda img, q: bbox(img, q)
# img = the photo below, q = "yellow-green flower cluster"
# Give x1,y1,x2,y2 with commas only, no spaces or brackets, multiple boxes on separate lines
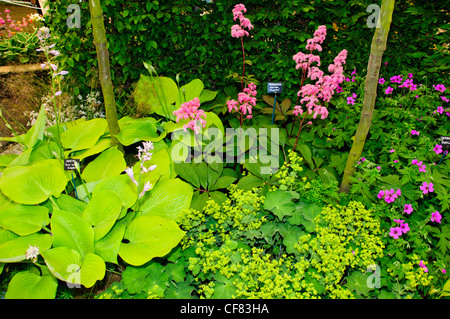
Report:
295,201,384,296
387,255,434,291
274,149,304,191
96,284,124,299
179,184,266,248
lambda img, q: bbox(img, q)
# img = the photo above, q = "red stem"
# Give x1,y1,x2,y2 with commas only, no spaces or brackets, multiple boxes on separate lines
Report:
241,37,245,92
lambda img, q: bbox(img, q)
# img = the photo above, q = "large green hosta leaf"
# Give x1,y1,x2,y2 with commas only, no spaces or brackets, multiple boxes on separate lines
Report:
118,216,185,266
0,233,52,263
139,178,193,221
116,117,161,146
61,118,108,152
82,190,123,241
133,75,178,118
81,147,126,183
0,159,67,205
5,268,57,299
92,174,137,209
50,209,94,257
0,205,50,236
42,247,105,288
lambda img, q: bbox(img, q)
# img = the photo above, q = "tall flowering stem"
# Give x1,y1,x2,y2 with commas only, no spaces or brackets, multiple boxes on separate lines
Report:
36,27,67,154
290,25,347,150
228,4,255,128
231,4,253,91
340,0,395,193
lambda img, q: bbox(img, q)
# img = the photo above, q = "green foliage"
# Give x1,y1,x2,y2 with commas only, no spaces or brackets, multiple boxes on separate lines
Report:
0,102,193,298
0,30,42,65
47,0,449,115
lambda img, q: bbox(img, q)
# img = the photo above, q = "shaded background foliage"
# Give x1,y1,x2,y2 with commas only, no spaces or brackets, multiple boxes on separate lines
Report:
46,0,449,117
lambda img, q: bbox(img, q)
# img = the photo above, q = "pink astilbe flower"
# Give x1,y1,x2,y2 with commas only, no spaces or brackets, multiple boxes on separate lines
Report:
227,82,257,120
231,4,253,38
420,182,434,194
173,97,207,135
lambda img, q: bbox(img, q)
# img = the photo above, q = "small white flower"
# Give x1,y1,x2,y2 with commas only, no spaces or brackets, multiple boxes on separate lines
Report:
26,245,40,263
139,181,153,199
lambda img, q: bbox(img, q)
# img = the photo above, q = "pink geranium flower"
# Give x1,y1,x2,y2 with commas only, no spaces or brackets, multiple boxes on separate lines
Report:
389,227,402,239
434,144,443,155
431,211,442,223
420,182,434,194
404,204,413,214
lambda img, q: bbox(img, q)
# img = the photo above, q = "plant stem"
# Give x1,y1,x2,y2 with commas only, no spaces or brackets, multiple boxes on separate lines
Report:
293,112,308,150
241,37,245,91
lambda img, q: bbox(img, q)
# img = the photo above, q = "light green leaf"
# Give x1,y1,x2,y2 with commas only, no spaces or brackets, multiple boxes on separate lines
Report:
0,233,52,263
263,189,295,220
43,247,105,288
139,178,193,221
22,104,46,149
93,174,138,209
94,216,128,264
0,205,49,236
81,147,127,183
0,159,67,205
82,190,123,241
70,138,111,160
116,117,159,146
133,75,178,118
61,118,108,152
118,216,185,266
5,268,57,299
50,209,94,257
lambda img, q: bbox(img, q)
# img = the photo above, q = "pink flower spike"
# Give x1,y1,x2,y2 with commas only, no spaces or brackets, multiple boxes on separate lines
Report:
389,227,402,239
404,204,413,214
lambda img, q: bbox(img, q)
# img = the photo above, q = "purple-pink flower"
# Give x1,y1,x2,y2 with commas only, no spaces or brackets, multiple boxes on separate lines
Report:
433,84,446,93
420,182,434,194
385,87,394,95
389,227,402,239
433,144,443,155
431,211,442,223
378,78,385,84
410,130,419,136
404,204,413,215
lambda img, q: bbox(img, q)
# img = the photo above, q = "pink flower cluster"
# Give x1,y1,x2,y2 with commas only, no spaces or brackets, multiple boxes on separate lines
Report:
173,97,207,135
389,219,409,239
226,82,257,119
231,4,253,38
433,84,446,93
378,188,401,203
292,26,347,120
411,159,426,172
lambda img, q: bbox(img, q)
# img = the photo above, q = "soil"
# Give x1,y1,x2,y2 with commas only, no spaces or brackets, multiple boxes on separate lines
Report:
0,3,50,151
0,70,50,150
